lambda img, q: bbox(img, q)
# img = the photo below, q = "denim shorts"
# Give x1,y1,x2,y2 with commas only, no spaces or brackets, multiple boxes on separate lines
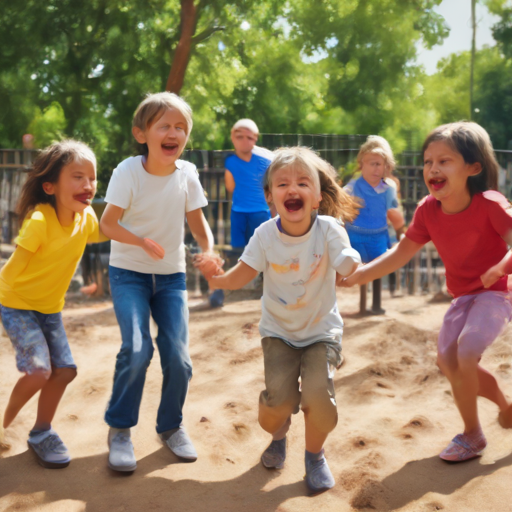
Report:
0,305,75,375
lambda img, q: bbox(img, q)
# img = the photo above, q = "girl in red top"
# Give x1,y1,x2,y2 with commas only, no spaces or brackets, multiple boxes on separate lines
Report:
341,121,512,462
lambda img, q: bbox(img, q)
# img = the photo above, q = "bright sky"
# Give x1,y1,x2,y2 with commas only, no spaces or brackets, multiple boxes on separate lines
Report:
416,0,500,74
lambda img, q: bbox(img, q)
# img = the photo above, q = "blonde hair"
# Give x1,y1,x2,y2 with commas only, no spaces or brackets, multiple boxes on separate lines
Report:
422,121,498,195
264,147,360,223
17,140,96,223
132,92,193,155
232,119,259,136
357,135,396,171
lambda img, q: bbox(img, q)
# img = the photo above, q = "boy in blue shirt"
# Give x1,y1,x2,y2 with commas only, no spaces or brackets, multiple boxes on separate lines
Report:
202,120,273,310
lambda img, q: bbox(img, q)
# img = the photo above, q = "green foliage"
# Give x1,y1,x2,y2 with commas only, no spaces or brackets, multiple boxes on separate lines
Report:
1,0,451,191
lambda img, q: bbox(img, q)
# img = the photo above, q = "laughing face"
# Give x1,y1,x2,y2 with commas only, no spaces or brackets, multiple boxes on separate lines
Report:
423,140,482,213
268,166,322,236
133,108,188,175
43,159,97,225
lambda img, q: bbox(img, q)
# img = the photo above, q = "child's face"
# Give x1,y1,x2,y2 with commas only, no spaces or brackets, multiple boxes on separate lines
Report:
423,140,481,207
360,153,387,187
268,166,322,235
134,108,188,169
231,128,257,155
43,160,97,221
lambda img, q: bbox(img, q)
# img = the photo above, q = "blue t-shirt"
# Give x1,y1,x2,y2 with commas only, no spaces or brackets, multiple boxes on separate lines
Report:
225,153,271,213
344,176,398,232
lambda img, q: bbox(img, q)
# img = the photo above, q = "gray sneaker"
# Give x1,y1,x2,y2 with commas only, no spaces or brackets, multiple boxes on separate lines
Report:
27,429,71,469
108,428,137,472
261,437,286,469
161,426,197,461
305,449,335,494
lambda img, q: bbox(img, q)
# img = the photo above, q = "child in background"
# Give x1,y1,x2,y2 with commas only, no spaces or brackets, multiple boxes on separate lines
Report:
209,147,361,494
341,122,512,462
100,92,219,472
344,136,405,313
0,140,100,467
198,119,273,310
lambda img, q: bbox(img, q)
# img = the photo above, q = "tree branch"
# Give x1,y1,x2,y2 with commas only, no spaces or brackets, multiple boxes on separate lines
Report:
191,25,225,45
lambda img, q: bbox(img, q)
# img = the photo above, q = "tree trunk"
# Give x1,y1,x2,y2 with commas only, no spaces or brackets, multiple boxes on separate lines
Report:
166,0,197,94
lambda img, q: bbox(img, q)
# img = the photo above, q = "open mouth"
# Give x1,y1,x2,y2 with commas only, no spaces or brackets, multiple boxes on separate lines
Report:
162,142,179,155
284,199,304,212
74,193,92,205
429,178,446,191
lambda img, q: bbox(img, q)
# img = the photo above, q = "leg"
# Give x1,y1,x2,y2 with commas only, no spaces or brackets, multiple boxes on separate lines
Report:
259,337,302,470
0,306,54,428
259,337,302,436
150,273,192,434
105,266,154,429
301,342,341,493
371,278,385,314
34,312,78,431
230,210,248,251
4,372,49,428
455,292,512,432
301,343,341,453
34,368,77,431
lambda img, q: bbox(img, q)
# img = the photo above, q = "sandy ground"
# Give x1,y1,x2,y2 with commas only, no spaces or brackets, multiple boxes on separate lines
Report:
2,287,512,512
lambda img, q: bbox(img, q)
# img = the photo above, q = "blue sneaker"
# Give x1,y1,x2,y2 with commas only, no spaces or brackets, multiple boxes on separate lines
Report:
27,429,71,469
261,437,286,469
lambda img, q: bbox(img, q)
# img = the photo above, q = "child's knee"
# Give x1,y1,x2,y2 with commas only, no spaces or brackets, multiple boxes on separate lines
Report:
302,389,338,434
258,389,300,431
51,367,77,384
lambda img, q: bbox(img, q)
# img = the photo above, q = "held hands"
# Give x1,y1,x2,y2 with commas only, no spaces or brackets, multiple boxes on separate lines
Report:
142,238,165,260
193,252,225,281
336,267,362,288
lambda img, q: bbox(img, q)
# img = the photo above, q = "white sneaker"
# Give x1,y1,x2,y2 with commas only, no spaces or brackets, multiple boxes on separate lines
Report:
108,428,137,472
28,429,70,469
161,427,197,461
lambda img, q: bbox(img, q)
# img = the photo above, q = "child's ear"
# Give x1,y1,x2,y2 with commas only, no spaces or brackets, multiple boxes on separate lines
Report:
313,193,322,210
469,162,482,176
42,182,55,195
132,126,147,144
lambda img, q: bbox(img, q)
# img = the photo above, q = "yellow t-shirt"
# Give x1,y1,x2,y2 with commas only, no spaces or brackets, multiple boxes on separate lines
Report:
0,203,99,313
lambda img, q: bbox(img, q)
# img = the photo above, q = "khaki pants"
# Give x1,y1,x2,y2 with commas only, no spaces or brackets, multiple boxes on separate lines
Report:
259,337,342,436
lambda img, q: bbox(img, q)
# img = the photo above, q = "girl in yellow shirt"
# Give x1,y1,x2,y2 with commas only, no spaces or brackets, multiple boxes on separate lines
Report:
0,140,99,468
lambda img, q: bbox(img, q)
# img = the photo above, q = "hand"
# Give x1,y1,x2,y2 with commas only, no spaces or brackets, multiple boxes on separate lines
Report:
337,270,360,288
480,265,503,289
193,252,225,280
142,238,165,260
80,283,98,296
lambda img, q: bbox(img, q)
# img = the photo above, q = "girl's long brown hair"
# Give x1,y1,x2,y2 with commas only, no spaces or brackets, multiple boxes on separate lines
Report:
264,147,360,223
422,121,499,196
17,140,96,223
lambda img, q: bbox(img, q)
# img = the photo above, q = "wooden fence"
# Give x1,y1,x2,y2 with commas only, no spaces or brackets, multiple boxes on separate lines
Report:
3,146,512,296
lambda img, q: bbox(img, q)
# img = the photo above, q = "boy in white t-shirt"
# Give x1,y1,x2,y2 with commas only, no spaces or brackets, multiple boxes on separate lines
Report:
100,93,221,472
209,147,361,494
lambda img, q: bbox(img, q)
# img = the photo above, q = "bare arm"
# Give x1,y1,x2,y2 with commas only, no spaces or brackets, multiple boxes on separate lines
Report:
210,261,258,290
225,170,235,194
0,246,33,286
186,208,214,253
339,236,423,287
387,208,406,237
99,203,164,259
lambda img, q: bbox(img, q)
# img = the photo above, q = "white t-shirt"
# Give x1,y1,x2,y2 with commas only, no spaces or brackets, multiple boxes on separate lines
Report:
241,215,361,348
105,156,208,274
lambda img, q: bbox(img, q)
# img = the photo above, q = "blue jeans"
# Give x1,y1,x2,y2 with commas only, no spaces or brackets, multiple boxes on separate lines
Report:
105,266,191,434
230,210,271,249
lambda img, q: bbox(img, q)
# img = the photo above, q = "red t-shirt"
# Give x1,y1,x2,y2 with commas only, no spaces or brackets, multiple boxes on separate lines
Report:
406,191,512,298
